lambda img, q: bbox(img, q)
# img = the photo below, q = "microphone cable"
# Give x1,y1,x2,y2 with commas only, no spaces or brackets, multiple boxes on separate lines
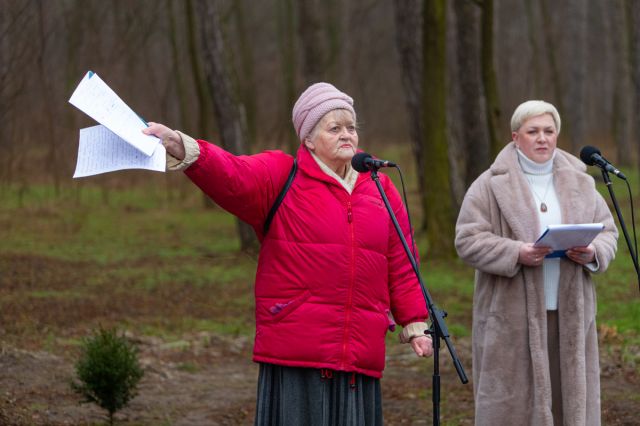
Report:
612,174,639,291
393,165,419,267
624,178,638,267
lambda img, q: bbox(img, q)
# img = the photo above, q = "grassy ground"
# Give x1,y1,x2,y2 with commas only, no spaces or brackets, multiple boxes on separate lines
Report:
0,177,638,424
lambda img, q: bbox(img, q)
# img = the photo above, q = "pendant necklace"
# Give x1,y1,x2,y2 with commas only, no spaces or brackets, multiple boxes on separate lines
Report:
527,176,553,213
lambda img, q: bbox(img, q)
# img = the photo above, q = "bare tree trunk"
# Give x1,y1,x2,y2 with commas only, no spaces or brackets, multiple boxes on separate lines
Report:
392,0,426,203
166,0,190,202
296,0,328,84
627,0,640,179
232,0,257,146
564,0,587,155
185,0,215,140
324,0,342,82
481,0,502,157
36,0,60,195
523,0,542,96
540,0,565,126
453,0,490,188
277,0,298,152
196,0,258,252
0,1,30,186
612,0,632,166
422,0,454,256
185,0,220,210
167,0,190,132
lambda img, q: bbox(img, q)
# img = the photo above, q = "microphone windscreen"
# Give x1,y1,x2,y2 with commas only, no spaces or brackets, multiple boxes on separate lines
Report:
351,152,372,172
579,145,600,165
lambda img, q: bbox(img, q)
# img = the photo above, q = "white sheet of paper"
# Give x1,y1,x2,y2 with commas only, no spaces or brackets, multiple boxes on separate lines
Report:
534,223,604,251
73,125,166,178
69,71,159,156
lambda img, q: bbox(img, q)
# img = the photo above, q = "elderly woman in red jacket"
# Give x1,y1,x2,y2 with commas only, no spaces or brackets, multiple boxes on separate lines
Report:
144,83,432,425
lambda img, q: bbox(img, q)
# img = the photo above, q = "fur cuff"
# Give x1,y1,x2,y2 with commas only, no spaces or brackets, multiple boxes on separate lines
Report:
399,322,429,343
166,131,200,171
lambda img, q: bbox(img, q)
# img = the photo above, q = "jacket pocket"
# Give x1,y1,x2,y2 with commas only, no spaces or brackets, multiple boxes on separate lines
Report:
263,290,312,324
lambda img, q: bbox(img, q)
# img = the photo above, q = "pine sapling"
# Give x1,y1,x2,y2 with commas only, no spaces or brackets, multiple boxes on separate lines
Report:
72,327,144,425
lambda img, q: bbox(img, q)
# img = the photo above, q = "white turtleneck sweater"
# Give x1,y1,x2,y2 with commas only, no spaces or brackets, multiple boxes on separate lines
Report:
517,149,562,310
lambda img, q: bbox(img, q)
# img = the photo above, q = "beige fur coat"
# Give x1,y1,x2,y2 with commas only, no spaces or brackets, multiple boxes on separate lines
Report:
455,143,618,426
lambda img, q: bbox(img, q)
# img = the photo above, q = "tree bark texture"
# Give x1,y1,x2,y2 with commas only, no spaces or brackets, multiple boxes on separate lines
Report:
422,0,454,256
453,0,490,188
196,0,258,252
277,0,298,152
564,0,587,155
539,0,565,132
296,0,328,84
612,0,632,166
392,0,426,204
626,0,640,175
481,0,501,157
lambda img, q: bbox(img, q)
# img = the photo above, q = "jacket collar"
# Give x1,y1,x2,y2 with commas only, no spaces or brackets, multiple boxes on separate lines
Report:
296,145,368,190
488,142,591,242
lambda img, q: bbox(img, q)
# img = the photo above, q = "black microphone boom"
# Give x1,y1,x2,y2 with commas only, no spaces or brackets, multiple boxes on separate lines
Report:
579,145,627,180
351,152,397,172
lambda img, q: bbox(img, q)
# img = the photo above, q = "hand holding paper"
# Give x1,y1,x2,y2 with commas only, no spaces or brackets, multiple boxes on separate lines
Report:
565,245,597,265
69,71,166,178
73,125,165,178
534,223,604,258
143,122,185,160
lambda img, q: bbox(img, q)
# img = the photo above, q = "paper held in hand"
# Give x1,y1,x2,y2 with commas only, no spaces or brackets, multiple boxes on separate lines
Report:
534,223,605,258
69,71,165,177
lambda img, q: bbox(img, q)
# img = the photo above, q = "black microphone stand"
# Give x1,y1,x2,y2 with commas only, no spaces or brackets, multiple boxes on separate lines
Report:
601,170,640,286
368,167,468,426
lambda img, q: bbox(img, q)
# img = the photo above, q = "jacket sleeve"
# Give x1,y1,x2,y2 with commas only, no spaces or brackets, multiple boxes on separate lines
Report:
454,178,522,278
384,177,429,326
184,138,294,230
590,191,618,273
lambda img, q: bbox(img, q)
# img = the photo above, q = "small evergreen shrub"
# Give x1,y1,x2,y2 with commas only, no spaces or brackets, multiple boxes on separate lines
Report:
72,327,144,425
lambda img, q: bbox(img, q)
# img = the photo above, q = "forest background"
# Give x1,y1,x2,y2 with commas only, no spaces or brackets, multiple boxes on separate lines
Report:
1,0,639,425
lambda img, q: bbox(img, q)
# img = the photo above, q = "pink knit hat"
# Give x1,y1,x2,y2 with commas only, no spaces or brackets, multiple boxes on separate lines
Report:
292,82,356,142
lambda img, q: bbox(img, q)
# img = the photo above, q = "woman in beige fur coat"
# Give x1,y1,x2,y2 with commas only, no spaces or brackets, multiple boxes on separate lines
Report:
455,100,618,426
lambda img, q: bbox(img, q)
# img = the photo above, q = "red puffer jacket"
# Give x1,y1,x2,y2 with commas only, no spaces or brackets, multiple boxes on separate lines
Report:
185,140,428,378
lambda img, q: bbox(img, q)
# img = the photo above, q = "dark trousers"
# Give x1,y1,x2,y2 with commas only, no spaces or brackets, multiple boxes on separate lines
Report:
547,310,563,425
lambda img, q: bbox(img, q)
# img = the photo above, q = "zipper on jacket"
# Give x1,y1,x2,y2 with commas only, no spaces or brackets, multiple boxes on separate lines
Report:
341,200,356,369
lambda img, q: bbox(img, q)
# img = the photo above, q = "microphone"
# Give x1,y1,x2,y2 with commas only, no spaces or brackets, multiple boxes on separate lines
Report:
351,152,397,172
579,146,627,180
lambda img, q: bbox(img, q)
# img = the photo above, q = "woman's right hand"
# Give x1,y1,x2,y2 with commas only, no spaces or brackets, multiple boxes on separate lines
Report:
518,242,552,266
143,122,186,160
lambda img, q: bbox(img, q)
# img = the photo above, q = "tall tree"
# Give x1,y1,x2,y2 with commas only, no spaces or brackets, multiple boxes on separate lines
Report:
277,0,298,152
186,0,215,140
167,0,190,132
481,0,501,157
392,0,426,204
523,0,542,96
422,0,454,255
296,0,328,84
453,0,490,188
196,0,258,252
612,0,633,166
564,0,587,154
0,0,31,184
626,0,640,175
231,0,257,145
36,0,60,194
539,0,565,130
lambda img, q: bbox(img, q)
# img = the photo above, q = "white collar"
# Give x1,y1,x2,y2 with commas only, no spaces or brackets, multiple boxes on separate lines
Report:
516,148,555,175
310,151,358,193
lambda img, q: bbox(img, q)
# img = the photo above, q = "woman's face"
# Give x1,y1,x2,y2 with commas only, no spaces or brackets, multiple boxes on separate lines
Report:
305,110,358,173
512,113,558,163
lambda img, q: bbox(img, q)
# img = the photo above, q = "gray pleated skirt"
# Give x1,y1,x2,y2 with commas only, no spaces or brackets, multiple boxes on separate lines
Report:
254,363,383,426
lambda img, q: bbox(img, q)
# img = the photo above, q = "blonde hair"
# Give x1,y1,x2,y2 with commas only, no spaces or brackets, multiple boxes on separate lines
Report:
510,100,561,134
